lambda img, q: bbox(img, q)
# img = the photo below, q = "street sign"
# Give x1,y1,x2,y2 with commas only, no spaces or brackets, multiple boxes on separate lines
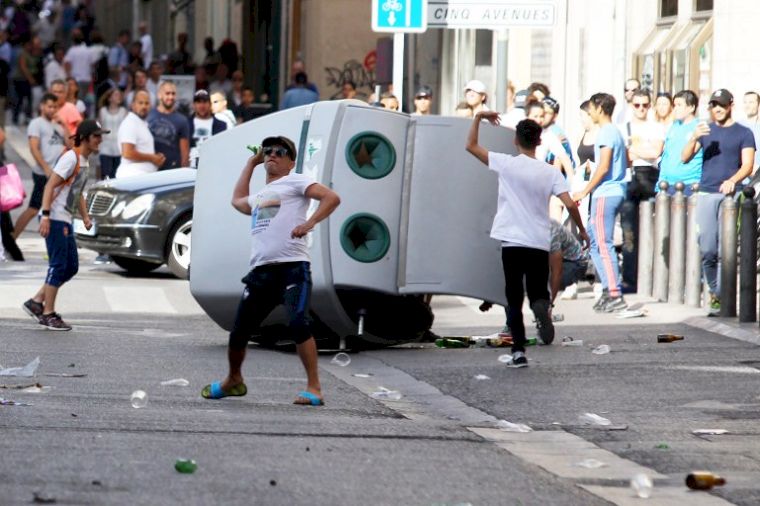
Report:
427,1,556,29
372,0,428,33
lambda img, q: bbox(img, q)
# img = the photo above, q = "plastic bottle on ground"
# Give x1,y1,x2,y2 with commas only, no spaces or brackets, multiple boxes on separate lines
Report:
130,390,148,408
630,473,653,498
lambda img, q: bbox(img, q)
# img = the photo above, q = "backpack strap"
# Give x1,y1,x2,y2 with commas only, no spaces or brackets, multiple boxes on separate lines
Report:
63,148,82,186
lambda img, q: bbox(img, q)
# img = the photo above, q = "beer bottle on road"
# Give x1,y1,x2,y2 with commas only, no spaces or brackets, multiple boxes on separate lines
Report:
686,472,726,490
657,334,685,343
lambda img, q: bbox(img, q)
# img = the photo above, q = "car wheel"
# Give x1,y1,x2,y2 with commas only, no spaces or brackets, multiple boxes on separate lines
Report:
111,255,161,275
167,216,191,279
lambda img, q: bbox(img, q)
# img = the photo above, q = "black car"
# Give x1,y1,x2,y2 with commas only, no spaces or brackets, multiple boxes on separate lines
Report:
75,169,195,279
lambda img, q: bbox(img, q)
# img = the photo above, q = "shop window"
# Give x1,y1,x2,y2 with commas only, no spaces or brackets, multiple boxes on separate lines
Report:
660,0,677,18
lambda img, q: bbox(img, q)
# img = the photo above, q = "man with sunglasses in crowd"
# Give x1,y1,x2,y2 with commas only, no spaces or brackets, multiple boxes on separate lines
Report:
619,89,664,293
615,78,640,126
202,135,341,406
682,89,755,316
413,85,433,115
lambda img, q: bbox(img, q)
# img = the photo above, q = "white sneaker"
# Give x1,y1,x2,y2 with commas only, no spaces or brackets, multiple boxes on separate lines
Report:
560,283,578,300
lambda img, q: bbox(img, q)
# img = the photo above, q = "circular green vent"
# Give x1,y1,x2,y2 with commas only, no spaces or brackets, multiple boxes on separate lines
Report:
345,132,396,179
340,213,391,263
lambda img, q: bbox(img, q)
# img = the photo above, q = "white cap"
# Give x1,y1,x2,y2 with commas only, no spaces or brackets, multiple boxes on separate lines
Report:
464,79,487,95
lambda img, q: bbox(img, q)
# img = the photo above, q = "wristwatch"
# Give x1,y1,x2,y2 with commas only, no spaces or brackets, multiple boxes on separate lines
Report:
41,210,50,217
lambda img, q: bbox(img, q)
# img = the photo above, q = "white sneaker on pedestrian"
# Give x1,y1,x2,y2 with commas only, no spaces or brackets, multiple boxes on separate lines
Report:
560,283,578,300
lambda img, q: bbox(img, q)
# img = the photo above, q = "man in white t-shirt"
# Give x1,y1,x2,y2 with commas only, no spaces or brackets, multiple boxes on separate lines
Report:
189,90,227,168
116,90,164,178
466,114,588,368
618,89,665,292
14,93,69,238
202,136,341,405
138,21,153,68
63,30,93,101
23,120,107,331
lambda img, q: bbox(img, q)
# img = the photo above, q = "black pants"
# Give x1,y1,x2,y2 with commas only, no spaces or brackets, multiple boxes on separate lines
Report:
502,247,549,353
1,211,23,260
12,79,31,124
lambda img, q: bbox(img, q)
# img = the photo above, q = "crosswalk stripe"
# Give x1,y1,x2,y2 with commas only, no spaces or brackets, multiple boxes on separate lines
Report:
103,286,178,314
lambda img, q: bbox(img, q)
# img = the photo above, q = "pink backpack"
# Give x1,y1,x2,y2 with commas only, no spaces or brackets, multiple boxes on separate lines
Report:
0,164,25,212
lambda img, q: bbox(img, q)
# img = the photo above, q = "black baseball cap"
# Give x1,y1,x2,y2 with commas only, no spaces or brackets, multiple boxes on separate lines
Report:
262,136,297,160
415,85,433,98
74,119,110,139
709,89,733,107
193,89,210,102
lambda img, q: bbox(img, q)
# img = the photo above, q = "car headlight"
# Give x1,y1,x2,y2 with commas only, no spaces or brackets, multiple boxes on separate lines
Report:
121,194,155,220
111,200,126,217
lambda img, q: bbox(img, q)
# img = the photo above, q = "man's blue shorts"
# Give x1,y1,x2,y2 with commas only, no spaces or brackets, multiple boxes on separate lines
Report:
229,261,312,348
45,220,79,287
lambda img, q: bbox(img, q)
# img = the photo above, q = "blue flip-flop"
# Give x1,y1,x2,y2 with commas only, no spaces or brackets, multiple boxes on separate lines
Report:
294,390,324,406
201,381,247,399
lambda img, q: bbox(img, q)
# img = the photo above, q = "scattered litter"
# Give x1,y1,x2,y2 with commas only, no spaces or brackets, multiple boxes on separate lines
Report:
657,334,685,343
352,373,373,378
32,491,57,504
20,386,51,393
68,364,75,368
616,309,646,319
579,413,611,426
497,354,513,363
174,459,197,474
435,338,470,348
330,352,351,367
575,459,607,469
160,378,190,387
0,382,41,390
591,345,611,355
370,387,402,401
43,373,87,378
0,398,33,406
0,356,40,377
655,443,670,450
552,313,564,322
496,419,533,433
130,390,148,409
686,472,726,490
692,429,729,435
71,413,77,417
474,374,491,381
269,479,277,486
630,473,653,498
91,480,102,486
561,336,583,347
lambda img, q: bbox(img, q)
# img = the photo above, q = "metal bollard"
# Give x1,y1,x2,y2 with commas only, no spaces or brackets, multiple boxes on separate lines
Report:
740,187,757,322
668,182,687,303
685,184,702,307
652,181,671,301
720,196,738,317
637,199,654,296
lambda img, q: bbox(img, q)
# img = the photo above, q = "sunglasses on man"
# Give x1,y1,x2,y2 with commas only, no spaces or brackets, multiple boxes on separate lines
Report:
263,146,290,157
632,102,650,109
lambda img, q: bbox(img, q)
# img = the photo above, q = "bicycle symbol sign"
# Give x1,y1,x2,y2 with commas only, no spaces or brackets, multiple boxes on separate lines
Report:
372,0,427,33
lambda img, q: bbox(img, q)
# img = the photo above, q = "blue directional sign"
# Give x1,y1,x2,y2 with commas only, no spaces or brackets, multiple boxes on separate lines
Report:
372,0,428,33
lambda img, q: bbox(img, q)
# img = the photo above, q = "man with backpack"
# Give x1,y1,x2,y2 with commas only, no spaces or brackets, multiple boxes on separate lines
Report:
22,120,106,331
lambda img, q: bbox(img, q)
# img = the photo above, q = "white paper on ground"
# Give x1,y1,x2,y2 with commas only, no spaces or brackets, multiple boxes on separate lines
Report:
0,357,40,377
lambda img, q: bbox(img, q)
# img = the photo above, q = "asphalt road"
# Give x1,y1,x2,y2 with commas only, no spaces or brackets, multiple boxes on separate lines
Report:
2,127,759,505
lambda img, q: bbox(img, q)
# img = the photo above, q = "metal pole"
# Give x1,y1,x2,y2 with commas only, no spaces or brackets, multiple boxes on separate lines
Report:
740,187,757,322
637,199,654,296
720,195,738,317
685,184,702,307
668,182,687,303
494,29,508,113
652,181,671,301
392,33,404,107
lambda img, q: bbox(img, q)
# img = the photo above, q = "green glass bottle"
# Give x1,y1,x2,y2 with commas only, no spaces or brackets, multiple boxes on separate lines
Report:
174,459,197,474
247,144,260,154
435,338,470,348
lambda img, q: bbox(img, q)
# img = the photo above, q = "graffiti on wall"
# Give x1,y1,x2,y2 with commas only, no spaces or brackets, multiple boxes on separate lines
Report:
324,50,377,100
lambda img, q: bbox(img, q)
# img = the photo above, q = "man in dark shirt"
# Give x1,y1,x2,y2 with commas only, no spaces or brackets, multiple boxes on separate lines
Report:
147,81,190,170
682,88,755,315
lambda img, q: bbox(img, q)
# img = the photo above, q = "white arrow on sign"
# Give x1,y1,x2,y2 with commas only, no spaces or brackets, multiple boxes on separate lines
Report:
389,10,396,25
